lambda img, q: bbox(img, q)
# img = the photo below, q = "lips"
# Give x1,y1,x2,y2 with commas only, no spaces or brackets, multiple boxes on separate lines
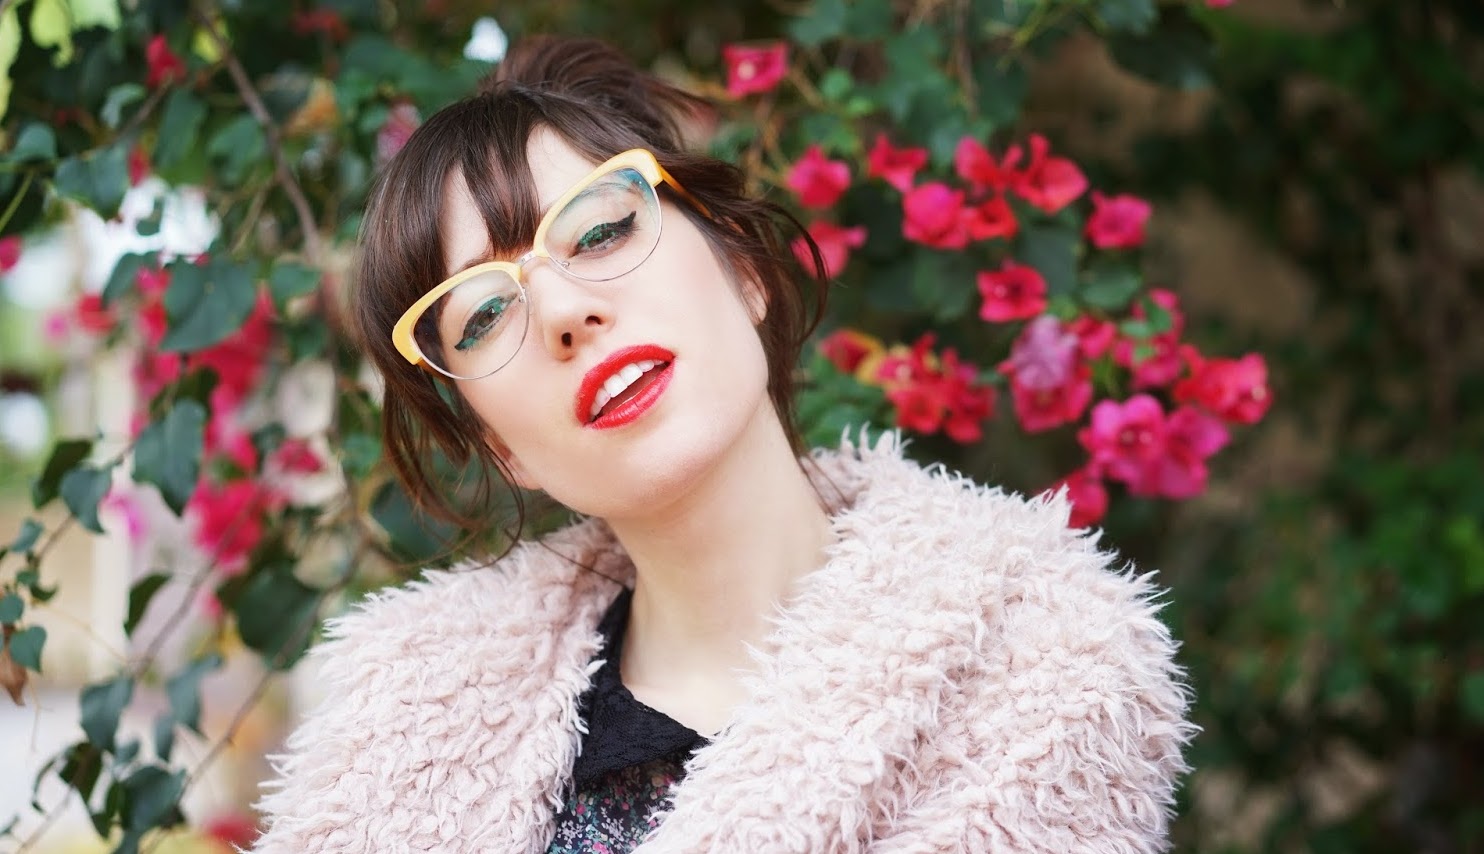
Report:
575,344,676,429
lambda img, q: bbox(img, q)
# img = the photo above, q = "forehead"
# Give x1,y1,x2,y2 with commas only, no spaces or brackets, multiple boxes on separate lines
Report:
438,128,601,276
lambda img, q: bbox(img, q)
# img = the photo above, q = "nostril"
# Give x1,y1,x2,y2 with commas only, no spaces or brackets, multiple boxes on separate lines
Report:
561,331,573,348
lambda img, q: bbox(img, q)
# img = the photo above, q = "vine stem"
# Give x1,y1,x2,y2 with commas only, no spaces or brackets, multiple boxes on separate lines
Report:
193,9,324,265
0,172,35,234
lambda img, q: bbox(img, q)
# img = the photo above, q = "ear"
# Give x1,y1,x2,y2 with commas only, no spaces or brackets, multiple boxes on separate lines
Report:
739,273,769,326
486,434,541,492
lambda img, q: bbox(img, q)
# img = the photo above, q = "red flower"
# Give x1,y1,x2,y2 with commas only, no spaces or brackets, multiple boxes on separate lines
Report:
866,134,929,193
1046,466,1109,528
876,335,996,443
73,294,115,336
722,42,789,98
189,294,276,414
271,438,326,475
954,137,1023,193
1115,333,1184,389
792,221,866,279
0,236,20,273
291,9,349,41
901,183,968,249
962,194,1018,242
1174,349,1272,425
1013,134,1087,214
817,329,883,375
1078,394,1168,488
1008,364,1093,433
977,261,1048,322
201,813,260,849
128,146,151,185
145,35,186,89
1207,0,1235,7
187,479,281,572
1069,315,1116,359
1085,191,1152,250
785,146,851,210
1137,406,1229,498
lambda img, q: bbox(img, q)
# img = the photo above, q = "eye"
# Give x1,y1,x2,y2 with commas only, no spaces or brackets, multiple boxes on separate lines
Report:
454,294,513,352
573,211,637,255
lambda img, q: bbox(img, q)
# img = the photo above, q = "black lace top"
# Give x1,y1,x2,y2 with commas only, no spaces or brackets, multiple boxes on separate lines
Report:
545,588,708,853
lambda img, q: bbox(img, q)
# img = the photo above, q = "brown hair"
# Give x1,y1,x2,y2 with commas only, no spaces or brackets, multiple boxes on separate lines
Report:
353,36,827,539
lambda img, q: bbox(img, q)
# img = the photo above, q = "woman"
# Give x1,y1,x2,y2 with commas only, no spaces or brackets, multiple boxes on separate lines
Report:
252,36,1192,854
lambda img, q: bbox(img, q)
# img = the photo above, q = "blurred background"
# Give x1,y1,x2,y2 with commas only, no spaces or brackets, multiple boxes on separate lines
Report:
0,0,1480,852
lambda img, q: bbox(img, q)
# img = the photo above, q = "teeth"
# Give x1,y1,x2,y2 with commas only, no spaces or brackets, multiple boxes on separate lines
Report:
588,359,665,421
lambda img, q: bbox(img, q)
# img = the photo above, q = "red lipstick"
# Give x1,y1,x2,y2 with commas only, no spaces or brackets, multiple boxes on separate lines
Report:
575,344,676,429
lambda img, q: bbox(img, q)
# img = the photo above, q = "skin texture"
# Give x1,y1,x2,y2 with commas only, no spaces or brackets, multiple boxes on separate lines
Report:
440,129,834,733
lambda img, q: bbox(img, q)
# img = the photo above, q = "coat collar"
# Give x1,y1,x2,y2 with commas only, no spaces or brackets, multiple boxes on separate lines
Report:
431,432,1052,851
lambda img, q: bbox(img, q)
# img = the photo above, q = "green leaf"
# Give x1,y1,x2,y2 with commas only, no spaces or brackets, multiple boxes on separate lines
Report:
371,480,458,565
32,438,93,508
1462,671,1484,725
972,55,1028,130
152,712,175,762
16,568,56,603
1018,225,1080,297
1097,0,1157,35
132,400,205,515
205,114,265,186
789,0,847,46
153,89,207,171
818,68,853,103
80,675,134,750
7,625,46,671
53,146,130,219
0,8,20,123
121,766,184,832
101,252,155,306
1108,8,1216,91
100,83,145,129
8,123,57,162
268,261,321,306
233,569,320,668
1080,261,1143,311
58,742,104,803
9,518,42,552
844,0,895,39
160,257,258,352
166,653,221,733
125,573,170,637
0,593,22,624
911,252,977,322
60,466,112,534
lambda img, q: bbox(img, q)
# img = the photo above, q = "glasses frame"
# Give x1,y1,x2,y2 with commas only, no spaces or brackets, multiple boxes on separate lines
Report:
391,148,705,378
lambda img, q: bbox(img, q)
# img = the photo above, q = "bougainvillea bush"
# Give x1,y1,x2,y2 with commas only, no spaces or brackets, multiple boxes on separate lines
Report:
0,0,1260,849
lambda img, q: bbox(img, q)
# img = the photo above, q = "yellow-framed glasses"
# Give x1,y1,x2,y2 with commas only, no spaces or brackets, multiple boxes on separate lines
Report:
391,148,704,380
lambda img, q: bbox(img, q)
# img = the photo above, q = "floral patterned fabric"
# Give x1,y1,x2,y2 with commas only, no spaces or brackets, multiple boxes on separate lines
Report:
546,588,707,854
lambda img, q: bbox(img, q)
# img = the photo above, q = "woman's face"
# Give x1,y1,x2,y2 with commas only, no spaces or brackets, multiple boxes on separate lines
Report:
437,128,774,521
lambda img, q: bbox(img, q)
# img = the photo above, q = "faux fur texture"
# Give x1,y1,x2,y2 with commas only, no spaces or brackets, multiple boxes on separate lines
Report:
251,434,1194,853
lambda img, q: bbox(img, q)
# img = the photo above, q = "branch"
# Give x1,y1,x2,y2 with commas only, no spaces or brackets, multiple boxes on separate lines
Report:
193,10,325,265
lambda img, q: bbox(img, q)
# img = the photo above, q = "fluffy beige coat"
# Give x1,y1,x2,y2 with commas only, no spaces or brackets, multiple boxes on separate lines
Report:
252,434,1194,853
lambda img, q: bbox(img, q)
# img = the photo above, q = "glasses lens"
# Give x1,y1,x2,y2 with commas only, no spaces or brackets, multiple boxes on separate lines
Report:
544,167,662,281
414,268,526,379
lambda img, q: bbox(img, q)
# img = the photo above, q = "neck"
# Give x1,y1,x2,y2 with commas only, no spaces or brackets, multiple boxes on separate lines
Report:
604,405,834,688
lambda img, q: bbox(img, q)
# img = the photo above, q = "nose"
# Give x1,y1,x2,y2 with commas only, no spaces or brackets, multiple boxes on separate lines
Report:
525,259,613,358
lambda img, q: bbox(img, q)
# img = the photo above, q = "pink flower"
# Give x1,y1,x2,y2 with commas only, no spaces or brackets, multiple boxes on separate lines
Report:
1078,394,1168,487
977,261,1048,322
722,42,788,98
792,221,866,279
785,146,851,210
1138,406,1229,498
866,135,929,193
962,195,1017,242
0,236,20,273
73,293,114,336
376,103,421,166
1085,191,1152,250
271,438,326,475
954,137,1023,193
1013,134,1087,214
1207,0,1235,7
145,35,185,89
1115,333,1185,389
1046,466,1108,528
817,329,883,375
1174,349,1272,424
901,183,969,249
187,479,282,572
1001,315,1079,390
